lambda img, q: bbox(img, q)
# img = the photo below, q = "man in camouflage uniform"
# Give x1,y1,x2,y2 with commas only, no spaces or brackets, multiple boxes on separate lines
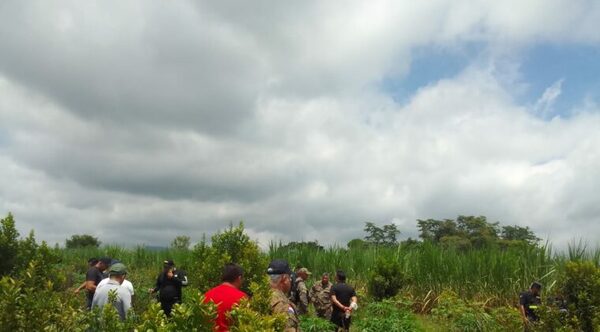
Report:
294,267,311,315
268,259,300,332
309,272,333,319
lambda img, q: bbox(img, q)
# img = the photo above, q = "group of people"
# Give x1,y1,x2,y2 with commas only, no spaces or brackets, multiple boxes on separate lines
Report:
75,257,357,332
275,261,358,332
76,257,187,319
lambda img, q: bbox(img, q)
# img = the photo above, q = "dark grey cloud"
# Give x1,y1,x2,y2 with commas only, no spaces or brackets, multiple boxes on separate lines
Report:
1,1,600,248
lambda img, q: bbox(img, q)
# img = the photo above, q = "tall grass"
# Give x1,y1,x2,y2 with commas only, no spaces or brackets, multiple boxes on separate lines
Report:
269,241,600,304
59,240,600,305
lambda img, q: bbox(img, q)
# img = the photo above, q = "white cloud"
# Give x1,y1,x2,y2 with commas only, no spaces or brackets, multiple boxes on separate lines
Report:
534,79,564,116
0,1,600,248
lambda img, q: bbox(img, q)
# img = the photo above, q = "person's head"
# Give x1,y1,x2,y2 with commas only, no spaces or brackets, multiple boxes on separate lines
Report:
336,270,346,283
530,281,542,295
88,257,99,267
297,267,311,281
108,263,128,284
321,273,330,285
267,259,292,293
163,260,175,272
97,257,112,271
222,263,244,288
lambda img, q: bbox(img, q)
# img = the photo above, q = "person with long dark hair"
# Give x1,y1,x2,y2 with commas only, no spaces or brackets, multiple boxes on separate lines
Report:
148,260,182,317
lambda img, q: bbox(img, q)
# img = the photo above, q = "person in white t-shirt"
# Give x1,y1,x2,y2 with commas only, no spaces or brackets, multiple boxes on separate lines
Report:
97,260,135,306
97,277,134,296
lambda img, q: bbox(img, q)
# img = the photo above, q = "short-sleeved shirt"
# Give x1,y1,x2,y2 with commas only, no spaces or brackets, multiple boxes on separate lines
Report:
331,282,356,315
86,266,104,301
519,291,541,320
91,279,132,320
203,284,247,332
98,278,134,296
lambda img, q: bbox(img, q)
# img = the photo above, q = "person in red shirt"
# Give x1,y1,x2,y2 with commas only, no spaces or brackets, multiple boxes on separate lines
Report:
204,263,247,332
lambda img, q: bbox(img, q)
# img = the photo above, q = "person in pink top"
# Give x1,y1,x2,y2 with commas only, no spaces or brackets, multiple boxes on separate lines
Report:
203,264,247,332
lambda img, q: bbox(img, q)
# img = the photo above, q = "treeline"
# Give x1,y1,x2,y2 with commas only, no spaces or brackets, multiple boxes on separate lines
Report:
344,215,540,250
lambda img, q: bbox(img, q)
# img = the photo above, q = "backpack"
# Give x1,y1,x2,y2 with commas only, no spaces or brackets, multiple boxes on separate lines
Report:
174,269,188,286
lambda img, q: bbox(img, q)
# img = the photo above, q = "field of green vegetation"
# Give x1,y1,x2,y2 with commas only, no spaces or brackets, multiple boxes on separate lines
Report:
1,212,600,331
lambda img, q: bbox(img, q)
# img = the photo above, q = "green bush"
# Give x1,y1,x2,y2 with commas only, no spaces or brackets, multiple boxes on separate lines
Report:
556,261,600,332
354,299,422,331
431,290,521,332
0,213,20,276
300,316,336,332
190,223,267,292
368,257,405,300
229,276,286,331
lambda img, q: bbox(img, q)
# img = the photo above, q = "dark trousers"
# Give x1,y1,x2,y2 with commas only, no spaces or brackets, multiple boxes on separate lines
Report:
160,298,180,317
331,311,351,331
86,293,94,310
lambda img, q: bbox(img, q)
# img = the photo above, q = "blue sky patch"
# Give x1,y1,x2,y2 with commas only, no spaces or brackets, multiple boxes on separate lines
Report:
519,44,600,117
379,44,483,104
380,43,600,118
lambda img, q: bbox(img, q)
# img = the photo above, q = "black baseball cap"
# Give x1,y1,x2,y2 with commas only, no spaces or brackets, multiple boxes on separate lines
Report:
531,281,542,289
267,259,292,275
164,260,175,266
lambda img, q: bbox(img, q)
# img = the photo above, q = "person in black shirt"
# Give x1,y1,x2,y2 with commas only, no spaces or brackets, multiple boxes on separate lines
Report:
330,270,358,332
84,257,111,309
520,281,542,328
149,260,183,317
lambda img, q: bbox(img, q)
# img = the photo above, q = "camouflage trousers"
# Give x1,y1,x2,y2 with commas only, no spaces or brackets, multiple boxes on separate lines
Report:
315,307,332,320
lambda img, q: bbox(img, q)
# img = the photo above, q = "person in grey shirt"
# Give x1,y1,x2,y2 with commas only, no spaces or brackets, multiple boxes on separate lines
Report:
92,263,131,320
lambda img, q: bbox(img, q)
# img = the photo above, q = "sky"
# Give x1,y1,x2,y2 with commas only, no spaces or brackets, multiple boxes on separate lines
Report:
1,1,600,248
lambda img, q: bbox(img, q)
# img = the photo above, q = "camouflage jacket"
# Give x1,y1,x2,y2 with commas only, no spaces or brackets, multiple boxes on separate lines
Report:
271,288,299,332
294,277,309,315
309,281,332,311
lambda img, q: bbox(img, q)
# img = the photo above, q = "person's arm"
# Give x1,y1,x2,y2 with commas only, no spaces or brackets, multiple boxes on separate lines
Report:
519,293,529,324
122,290,132,315
330,295,349,312
350,296,358,311
299,284,309,308
74,281,87,294
308,286,316,304
85,280,97,292
149,274,162,294
85,269,98,292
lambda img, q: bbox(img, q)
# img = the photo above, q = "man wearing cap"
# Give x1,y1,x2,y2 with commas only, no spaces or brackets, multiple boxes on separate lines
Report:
85,257,111,309
520,282,542,328
294,267,311,315
310,273,333,319
91,263,132,320
267,259,299,332
97,259,135,304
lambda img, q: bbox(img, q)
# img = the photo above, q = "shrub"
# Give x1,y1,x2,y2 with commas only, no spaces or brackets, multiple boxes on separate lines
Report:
557,261,600,332
354,299,422,331
300,316,336,332
229,276,286,331
190,223,267,292
368,257,405,300
66,234,101,249
0,213,20,275
431,290,521,332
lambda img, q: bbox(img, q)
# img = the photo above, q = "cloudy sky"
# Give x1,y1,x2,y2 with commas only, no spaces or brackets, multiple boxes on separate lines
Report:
1,1,600,248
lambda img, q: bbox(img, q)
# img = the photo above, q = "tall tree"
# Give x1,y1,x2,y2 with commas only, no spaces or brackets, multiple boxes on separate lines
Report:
170,235,191,250
364,222,400,246
501,225,540,244
0,213,20,275
65,234,101,248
